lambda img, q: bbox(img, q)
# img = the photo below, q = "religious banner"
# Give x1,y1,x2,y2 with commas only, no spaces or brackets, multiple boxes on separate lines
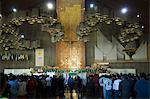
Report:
35,49,44,66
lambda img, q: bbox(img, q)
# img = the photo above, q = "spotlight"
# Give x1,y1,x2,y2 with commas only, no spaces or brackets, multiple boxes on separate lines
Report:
47,2,53,10
0,14,2,18
21,35,25,38
137,14,140,18
121,7,128,14
141,25,144,29
90,4,94,8
13,8,17,12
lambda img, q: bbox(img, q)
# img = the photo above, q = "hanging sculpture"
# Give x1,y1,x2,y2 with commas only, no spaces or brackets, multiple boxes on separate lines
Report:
77,13,143,43
42,23,64,43
0,16,64,51
77,13,143,59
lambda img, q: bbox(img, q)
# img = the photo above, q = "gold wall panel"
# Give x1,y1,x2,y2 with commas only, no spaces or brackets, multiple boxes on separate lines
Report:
56,41,85,69
58,5,81,41
57,0,85,41
56,0,85,69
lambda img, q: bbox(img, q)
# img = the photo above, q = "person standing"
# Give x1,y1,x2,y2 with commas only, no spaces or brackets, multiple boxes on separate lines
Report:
68,76,74,94
87,75,94,96
104,75,112,99
0,73,10,98
41,76,47,98
120,75,131,99
58,75,65,98
8,75,19,99
46,76,52,97
51,75,57,97
77,76,82,98
99,75,107,98
26,76,38,98
134,73,150,99
17,77,27,98
93,74,100,97
112,74,122,99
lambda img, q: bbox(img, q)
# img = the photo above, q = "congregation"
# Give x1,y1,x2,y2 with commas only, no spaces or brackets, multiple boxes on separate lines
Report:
0,72,150,99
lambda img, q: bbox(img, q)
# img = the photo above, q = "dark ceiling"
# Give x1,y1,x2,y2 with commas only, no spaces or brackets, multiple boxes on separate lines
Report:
1,0,149,41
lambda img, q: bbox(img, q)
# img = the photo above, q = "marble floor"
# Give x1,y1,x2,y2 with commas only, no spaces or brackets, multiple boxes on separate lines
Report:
63,90,101,99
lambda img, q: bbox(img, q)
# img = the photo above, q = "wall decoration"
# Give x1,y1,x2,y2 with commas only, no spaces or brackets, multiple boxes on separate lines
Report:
0,16,64,51
42,23,64,43
77,13,143,44
77,13,143,58
35,49,44,66
0,52,29,61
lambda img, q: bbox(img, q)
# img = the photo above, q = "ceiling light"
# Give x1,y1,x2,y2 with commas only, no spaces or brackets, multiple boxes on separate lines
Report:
90,4,94,8
47,2,53,10
141,25,144,28
21,35,24,38
0,14,2,18
137,14,140,18
13,8,17,12
121,7,128,14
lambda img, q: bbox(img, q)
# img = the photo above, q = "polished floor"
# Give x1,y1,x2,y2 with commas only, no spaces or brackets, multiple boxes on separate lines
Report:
63,90,101,99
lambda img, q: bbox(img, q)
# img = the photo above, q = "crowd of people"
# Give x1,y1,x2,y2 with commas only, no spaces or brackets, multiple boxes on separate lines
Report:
0,72,150,99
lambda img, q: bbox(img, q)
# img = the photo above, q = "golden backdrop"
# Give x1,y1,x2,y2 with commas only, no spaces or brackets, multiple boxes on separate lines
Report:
56,0,85,69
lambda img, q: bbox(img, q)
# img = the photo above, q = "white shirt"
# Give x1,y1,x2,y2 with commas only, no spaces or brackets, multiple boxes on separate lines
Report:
82,78,87,86
104,78,112,90
99,77,107,86
113,79,122,90
46,77,51,86
99,77,107,98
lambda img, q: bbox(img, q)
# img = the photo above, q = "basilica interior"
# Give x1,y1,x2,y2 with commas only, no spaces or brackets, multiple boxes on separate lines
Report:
0,0,150,99
0,0,149,74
